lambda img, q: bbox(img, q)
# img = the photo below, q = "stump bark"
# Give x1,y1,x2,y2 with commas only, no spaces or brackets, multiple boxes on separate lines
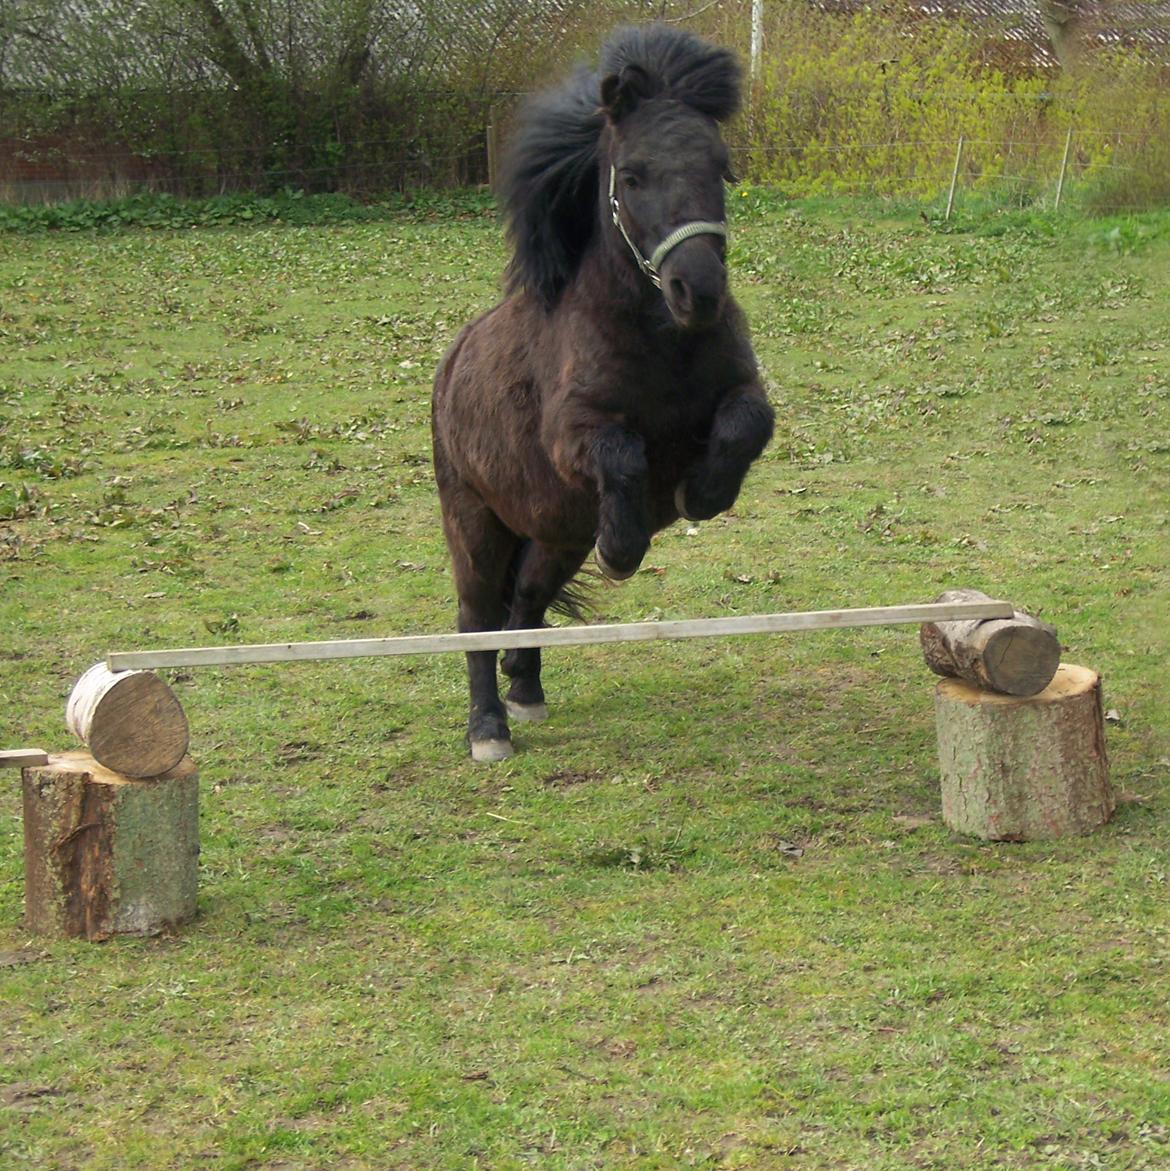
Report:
935,663,1113,840
22,750,199,939
65,663,189,778
920,588,1061,697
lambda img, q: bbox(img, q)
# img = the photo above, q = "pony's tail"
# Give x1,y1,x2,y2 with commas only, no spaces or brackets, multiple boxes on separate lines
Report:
548,574,594,624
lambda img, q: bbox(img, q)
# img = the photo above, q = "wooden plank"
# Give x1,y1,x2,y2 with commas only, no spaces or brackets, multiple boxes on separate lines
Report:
107,600,1014,671
1,749,51,769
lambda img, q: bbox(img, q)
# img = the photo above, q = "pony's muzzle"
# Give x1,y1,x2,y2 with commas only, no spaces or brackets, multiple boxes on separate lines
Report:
661,242,727,330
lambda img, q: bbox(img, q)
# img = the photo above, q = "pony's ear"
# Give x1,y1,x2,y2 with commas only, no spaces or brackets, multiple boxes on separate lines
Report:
600,64,655,123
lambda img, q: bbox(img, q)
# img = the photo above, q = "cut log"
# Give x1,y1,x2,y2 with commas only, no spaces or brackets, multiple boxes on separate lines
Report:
920,587,1061,697
66,663,189,778
935,663,1113,841
22,750,199,939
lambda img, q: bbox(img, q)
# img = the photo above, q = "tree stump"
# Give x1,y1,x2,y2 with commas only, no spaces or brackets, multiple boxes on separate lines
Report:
934,664,1113,840
65,663,189,778
920,588,1061,697
22,750,199,939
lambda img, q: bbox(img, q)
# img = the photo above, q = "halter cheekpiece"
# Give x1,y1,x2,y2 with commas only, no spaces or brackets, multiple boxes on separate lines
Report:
608,166,727,289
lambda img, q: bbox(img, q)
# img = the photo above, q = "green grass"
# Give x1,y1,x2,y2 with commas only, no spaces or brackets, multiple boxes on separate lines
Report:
2,197,1169,1170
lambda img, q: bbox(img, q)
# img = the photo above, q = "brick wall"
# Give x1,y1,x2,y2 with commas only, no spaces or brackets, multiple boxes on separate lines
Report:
0,132,166,202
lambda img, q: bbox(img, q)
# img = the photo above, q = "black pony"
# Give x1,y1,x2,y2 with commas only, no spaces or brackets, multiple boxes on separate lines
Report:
431,25,775,760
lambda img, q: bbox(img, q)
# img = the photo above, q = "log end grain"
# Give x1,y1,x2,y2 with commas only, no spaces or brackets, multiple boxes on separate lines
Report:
66,665,189,778
939,662,1095,709
979,621,1062,697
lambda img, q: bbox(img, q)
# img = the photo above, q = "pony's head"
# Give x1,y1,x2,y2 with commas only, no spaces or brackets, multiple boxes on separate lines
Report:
502,25,741,323
600,66,734,329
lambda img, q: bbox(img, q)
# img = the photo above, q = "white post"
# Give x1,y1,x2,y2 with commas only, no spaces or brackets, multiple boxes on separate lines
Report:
751,0,764,81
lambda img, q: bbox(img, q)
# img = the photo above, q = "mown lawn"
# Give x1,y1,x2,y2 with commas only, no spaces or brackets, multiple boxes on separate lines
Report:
1,198,1168,1170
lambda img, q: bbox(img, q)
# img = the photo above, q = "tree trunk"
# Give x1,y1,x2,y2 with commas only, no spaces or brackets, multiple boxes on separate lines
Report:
23,750,199,939
934,664,1113,840
1038,0,1085,69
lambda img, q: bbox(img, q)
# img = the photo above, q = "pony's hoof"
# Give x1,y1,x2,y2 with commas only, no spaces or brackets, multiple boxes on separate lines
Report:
506,699,549,723
595,547,638,580
470,737,515,763
674,481,700,522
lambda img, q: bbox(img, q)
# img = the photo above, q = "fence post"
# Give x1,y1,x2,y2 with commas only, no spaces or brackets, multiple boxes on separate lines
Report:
487,121,499,191
945,134,965,221
751,0,764,81
1054,127,1074,211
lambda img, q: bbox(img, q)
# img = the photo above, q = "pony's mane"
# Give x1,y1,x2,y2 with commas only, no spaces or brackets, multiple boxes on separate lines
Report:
501,25,741,309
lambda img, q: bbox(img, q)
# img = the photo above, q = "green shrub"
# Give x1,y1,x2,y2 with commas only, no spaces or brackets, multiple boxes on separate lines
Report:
740,8,1049,200
2,2,1167,211
723,2,1169,212
1045,53,1170,213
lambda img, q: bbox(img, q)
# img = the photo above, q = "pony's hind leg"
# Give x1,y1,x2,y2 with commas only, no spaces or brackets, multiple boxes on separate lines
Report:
501,541,590,723
439,485,521,762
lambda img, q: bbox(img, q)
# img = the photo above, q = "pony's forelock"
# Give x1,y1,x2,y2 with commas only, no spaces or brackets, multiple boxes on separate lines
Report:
600,25,741,123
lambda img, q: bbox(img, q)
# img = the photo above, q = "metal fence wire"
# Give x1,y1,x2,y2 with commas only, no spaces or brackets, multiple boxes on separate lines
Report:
1,1,1168,211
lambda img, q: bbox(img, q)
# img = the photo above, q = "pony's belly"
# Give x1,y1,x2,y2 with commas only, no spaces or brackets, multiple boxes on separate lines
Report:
488,481,599,550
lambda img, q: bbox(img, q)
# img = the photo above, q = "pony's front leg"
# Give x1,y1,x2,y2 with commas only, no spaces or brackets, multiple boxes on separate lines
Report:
592,424,651,580
676,387,775,522
464,647,513,762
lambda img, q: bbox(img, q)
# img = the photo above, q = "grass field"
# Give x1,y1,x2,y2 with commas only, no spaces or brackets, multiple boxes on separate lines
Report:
2,197,1169,1170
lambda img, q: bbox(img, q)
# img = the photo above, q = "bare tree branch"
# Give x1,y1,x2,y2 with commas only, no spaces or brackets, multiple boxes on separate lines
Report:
183,0,266,87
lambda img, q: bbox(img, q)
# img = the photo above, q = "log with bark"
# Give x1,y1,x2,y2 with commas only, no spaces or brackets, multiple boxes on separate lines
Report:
65,663,189,778
920,588,1061,697
22,750,199,940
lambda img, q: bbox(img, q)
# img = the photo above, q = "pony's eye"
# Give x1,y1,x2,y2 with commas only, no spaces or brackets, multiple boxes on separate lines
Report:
622,173,640,191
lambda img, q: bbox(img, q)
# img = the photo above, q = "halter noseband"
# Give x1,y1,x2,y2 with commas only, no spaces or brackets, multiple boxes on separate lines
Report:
608,166,727,289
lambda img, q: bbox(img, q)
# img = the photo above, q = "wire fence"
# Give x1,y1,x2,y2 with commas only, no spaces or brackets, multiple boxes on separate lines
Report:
3,128,1159,216
2,0,1168,214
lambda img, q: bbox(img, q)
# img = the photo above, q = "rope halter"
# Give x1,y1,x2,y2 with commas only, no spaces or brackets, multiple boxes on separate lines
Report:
608,166,727,290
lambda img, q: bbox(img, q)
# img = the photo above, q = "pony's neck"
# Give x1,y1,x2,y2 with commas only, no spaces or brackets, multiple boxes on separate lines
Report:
580,175,665,318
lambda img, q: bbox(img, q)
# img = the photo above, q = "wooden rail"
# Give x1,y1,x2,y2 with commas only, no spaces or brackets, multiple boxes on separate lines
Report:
107,600,1013,672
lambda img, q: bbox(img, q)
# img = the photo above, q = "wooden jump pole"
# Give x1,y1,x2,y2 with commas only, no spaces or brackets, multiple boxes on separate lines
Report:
107,599,1013,672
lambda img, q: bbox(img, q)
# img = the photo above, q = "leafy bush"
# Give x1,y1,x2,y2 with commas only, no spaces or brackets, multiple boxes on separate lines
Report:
0,0,608,199
717,3,1169,212
0,188,496,232
740,8,1047,200
2,1,1167,211
1045,53,1170,213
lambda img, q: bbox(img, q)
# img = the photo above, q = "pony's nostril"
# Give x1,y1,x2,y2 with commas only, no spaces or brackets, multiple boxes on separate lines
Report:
668,277,692,311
